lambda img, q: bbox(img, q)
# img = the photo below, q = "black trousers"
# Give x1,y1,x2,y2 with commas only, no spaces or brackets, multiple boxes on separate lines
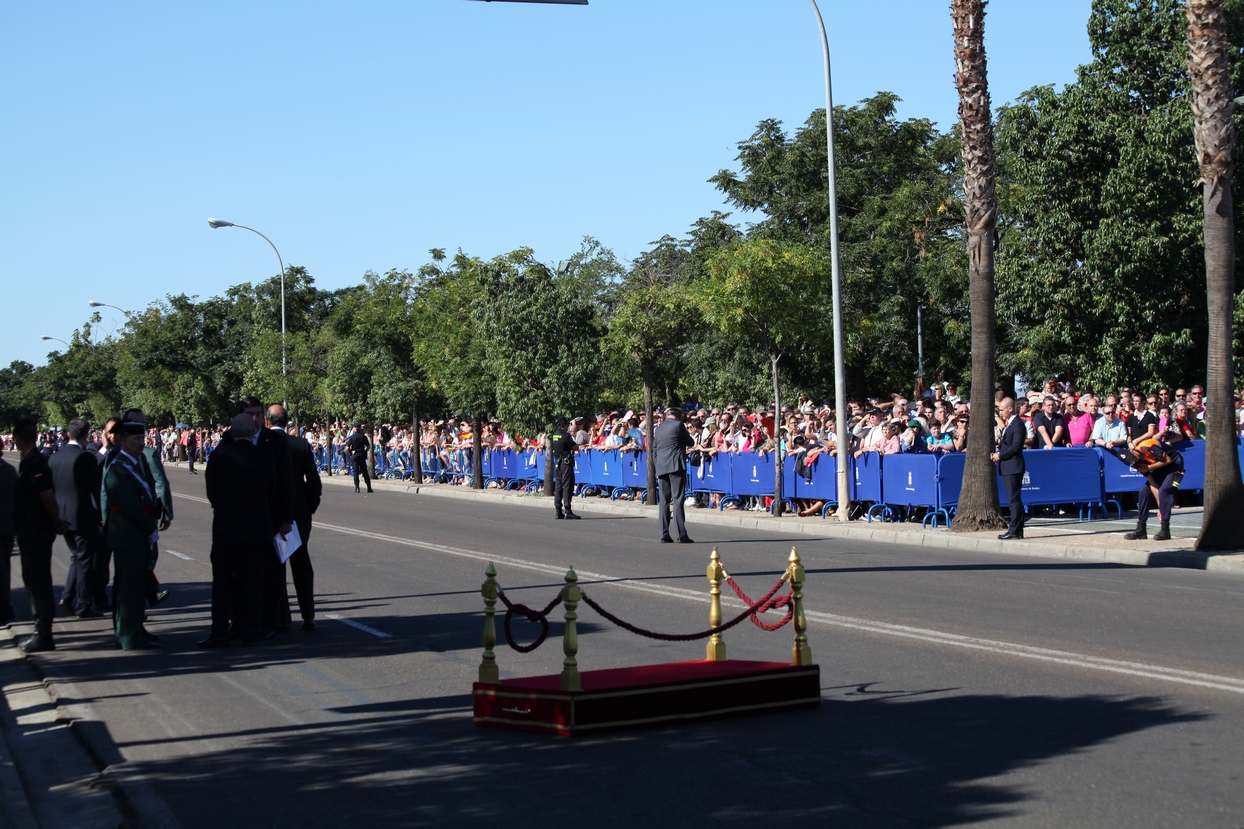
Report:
0,534,13,617
210,542,267,639
288,527,314,622
16,528,56,633
553,464,574,514
93,527,113,609
658,471,689,541
1002,472,1025,535
351,456,371,491
61,529,97,613
1137,466,1180,523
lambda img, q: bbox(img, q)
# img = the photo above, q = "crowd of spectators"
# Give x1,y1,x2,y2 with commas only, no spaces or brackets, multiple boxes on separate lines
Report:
6,380,1244,493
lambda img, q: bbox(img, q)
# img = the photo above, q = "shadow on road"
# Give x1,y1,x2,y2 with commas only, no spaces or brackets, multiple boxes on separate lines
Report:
71,683,1205,828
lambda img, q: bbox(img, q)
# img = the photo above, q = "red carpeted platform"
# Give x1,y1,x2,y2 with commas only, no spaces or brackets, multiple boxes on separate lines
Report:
473,660,821,736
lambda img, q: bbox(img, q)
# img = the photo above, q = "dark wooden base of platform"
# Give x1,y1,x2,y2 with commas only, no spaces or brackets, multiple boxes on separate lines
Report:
473,659,821,736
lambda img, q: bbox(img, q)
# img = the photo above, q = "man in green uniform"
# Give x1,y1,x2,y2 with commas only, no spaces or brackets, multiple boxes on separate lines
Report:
102,417,160,650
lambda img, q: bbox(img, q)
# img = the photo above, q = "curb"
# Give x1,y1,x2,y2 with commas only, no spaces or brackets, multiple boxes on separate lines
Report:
288,464,1244,576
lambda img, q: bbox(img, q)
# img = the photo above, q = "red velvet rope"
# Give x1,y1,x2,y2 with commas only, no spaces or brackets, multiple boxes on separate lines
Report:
724,576,794,632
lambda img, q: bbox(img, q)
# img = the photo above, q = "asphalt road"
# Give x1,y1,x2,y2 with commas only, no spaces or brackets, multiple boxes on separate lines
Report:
16,465,1244,828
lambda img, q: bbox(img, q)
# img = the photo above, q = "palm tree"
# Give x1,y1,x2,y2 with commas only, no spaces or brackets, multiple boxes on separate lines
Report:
948,0,1005,532
1186,0,1244,551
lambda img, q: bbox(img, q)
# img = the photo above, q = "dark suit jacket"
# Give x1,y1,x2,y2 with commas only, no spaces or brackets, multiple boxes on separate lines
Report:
221,427,295,528
205,439,278,545
652,418,694,476
997,416,1027,477
49,443,101,533
283,432,322,535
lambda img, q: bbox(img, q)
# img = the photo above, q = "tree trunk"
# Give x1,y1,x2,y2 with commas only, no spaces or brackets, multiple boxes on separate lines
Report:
643,362,656,506
472,412,484,490
1187,0,1244,550
949,0,1005,533
771,352,784,517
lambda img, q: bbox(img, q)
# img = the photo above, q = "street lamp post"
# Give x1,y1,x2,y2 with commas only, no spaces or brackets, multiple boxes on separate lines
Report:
207,218,287,407
40,335,70,349
808,0,850,521
88,301,128,314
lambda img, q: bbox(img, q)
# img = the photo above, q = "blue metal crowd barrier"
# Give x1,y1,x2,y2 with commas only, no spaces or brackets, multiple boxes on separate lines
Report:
868,453,940,522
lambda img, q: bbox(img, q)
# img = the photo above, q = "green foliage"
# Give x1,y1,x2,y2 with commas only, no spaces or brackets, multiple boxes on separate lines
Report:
0,361,42,429
994,0,1244,392
477,250,602,437
709,94,967,397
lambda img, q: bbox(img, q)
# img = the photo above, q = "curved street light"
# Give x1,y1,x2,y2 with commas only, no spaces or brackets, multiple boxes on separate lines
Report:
208,217,287,407
40,335,70,348
88,300,128,314
808,0,850,522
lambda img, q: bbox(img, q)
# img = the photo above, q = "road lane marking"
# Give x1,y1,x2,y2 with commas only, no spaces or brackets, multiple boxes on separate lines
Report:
326,614,393,639
316,521,1244,695
166,550,193,561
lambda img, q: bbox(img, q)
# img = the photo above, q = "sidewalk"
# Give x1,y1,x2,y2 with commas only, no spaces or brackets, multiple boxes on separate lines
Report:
309,466,1244,575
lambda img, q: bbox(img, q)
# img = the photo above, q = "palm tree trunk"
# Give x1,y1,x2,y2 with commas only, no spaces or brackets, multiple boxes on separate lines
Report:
1187,0,1244,550
949,0,1005,533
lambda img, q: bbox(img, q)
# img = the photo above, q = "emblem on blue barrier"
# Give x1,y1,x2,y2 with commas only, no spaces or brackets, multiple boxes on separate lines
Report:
907,471,913,486
753,465,758,478
1022,471,1031,486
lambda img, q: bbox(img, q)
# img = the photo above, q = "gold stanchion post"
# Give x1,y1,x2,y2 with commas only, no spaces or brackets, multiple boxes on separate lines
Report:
561,567,582,692
789,547,812,666
706,547,726,661
479,563,499,684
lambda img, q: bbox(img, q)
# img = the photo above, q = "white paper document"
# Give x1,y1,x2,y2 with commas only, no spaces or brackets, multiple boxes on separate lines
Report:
274,523,303,564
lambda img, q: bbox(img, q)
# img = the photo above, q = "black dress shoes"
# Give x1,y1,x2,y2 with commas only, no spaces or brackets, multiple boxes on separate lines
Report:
196,636,230,649
57,597,74,617
997,531,1024,540
153,590,171,606
660,536,674,543
139,628,161,643
555,512,565,519
565,512,581,520
77,607,103,619
127,639,162,651
301,620,316,632
677,537,695,544
21,634,55,653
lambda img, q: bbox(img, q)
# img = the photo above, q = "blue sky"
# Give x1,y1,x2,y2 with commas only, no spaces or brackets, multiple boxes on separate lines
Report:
1,0,1093,369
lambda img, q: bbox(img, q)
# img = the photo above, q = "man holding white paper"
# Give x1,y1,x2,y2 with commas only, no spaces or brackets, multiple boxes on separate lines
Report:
264,405,321,633
198,414,278,649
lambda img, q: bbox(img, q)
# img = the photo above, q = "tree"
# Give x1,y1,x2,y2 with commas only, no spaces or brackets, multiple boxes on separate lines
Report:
948,0,1006,533
699,238,827,516
0,361,41,429
994,0,1244,392
410,252,497,489
605,260,697,503
481,249,603,439
1186,0,1244,550
709,95,967,398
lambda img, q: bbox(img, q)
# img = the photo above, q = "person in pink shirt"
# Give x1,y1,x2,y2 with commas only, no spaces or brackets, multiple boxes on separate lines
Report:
1063,397,1095,446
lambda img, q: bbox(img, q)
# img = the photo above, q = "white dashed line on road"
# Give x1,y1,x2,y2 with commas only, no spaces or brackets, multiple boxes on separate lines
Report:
325,614,394,639
166,550,194,561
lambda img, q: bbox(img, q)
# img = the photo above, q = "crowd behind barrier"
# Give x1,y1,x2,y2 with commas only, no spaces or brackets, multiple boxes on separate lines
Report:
398,438,1242,529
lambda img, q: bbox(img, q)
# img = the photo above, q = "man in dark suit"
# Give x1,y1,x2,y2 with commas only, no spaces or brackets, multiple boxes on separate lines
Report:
549,416,579,519
199,413,278,648
12,419,66,652
0,443,17,624
345,424,372,494
991,397,1027,540
653,406,695,543
91,416,120,612
264,405,322,632
50,418,102,617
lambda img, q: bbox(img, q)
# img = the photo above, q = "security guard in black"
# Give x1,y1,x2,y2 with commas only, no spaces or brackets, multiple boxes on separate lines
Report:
550,416,578,519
